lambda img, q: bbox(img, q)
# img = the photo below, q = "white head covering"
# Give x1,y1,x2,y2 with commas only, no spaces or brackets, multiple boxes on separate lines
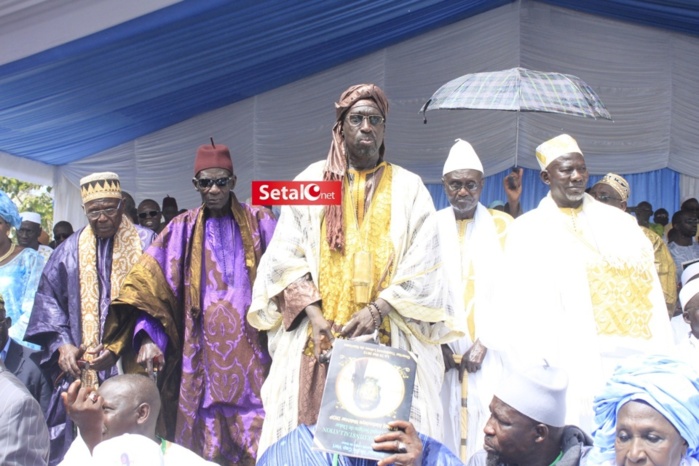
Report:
681,260,699,287
495,363,568,427
680,279,699,311
20,212,41,225
91,434,164,466
535,134,583,170
443,138,483,175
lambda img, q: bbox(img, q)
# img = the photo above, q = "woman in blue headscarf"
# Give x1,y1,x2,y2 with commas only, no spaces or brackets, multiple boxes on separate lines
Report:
587,354,699,466
0,190,44,348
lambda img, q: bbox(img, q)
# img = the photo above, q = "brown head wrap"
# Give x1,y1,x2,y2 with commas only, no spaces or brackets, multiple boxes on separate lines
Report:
323,84,389,251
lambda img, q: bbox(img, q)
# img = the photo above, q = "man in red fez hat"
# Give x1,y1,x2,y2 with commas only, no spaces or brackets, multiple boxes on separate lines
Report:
105,142,277,465
248,84,461,456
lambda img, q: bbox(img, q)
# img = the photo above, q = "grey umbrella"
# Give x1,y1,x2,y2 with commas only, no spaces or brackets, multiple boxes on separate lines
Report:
421,67,612,120
420,67,612,165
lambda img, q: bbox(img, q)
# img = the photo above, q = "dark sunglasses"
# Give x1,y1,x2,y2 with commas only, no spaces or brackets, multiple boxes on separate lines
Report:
192,177,231,190
138,210,160,219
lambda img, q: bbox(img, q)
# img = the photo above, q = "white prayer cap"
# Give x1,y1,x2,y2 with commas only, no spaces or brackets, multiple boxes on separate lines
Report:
442,139,483,176
680,278,699,311
20,212,41,224
535,134,583,171
495,363,568,427
681,260,699,287
92,434,164,466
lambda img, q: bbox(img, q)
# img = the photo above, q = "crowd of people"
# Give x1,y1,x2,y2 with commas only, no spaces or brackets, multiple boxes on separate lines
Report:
0,83,697,466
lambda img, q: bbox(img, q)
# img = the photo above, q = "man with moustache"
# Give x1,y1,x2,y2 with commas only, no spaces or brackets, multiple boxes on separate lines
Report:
25,172,155,464
249,84,460,456
467,364,591,466
437,139,511,460
500,135,671,433
106,143,277,465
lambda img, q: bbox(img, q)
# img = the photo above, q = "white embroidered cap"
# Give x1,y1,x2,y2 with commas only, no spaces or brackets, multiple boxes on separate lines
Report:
494,363,569,427
535,134,583,170
443,139,483,175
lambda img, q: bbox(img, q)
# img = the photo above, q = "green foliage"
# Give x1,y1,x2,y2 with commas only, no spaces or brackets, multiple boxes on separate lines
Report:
0,176,54,233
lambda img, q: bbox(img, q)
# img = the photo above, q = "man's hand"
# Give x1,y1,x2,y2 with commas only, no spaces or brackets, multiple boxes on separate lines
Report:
441,344,457,372
340,306,376,339
460,339,488,381
58,343,85,379
374,420,423,466
305,303,334,360
61,380,103,453
504,167,523,203
137,337,165,372
86,344,117,372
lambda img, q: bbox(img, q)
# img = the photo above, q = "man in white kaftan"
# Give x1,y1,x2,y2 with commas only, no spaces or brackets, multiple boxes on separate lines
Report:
500,134,672,434
248,84,461,457
59,375,215,466
437,140,511,461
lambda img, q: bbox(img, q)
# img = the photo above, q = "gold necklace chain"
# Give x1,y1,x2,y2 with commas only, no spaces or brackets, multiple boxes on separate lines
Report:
0,242,16,263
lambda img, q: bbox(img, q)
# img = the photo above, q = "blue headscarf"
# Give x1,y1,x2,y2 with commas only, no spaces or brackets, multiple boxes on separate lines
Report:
0,190,21,229
589,354,699,463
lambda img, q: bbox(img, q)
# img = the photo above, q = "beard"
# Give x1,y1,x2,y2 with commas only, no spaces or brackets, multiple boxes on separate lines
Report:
486,452,502,466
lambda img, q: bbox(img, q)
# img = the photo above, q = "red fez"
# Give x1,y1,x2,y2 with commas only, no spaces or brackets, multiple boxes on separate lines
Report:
194,143,233,175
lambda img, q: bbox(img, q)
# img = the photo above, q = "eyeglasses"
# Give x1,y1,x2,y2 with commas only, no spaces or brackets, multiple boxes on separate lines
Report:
594,194,622,204
446,181,481,193
346,114,385,127
192,177,231,190
138,210,161,219
84,200,123,220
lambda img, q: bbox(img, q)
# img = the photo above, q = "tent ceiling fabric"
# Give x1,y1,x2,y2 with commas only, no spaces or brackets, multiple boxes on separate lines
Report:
1,0,699,228
2,0,697,167
0,0,510,165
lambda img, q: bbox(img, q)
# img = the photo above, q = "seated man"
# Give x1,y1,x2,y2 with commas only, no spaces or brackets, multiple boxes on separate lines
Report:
59,374,215,465
258,420,463,466
468,364,591,466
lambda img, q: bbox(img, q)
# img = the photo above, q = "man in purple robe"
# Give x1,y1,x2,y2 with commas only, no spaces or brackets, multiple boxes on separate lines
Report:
25,172,155,465
105,142,277,466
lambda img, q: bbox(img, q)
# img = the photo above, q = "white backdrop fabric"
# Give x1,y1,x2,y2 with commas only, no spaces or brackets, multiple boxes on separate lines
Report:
5,1,697,228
